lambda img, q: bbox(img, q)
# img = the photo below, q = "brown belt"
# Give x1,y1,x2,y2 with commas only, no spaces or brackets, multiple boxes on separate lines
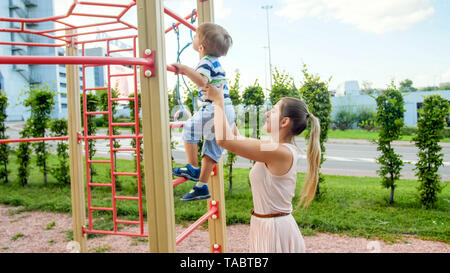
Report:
251,209,290,218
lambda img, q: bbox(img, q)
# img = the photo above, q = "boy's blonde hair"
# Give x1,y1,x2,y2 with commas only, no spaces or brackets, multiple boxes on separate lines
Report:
197,23,232,57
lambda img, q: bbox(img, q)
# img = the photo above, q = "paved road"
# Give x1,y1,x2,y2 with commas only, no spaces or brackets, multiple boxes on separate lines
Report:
5,122,450,181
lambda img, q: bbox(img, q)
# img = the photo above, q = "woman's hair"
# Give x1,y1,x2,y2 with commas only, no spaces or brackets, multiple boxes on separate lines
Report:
197,23,233,57
280,97,321,209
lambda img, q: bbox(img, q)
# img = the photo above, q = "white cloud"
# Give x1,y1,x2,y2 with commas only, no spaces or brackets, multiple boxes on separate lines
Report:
275,0,434,34
442,70,450,82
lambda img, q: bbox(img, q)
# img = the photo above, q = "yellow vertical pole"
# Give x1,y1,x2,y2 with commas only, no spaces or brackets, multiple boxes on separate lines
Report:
137,0,176,253
66,31,87,253
208,159,227,253
196,0,227,253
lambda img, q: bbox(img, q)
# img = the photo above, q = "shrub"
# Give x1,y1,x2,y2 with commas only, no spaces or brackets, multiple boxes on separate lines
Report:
0,90,9,184
414,94,449,209
375,82,405,205
16,126,32,186
299,64,332,198
332,108,358,130
356,107,377,131
23,84,55,184
50,119,70,185
269,67,299,105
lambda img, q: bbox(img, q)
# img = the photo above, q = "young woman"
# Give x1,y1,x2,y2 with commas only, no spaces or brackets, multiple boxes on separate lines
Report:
204,84,321,253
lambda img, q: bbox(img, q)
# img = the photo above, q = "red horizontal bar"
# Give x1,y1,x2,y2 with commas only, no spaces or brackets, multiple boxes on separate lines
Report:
164,7,197,33
88,160,111,164
112,147,137,152
176,206,218,246
111,122,136,127
71,13,118,19
0,55,152,66
83,228,147,238
115,196,139,201
170,121,185,129
84,87,107,91
0,41,65,48
85,111,108,115
114,172,138,176
111,97,135,102
116,219,141,225
0,136,68,144
110,73,134,77
88,183,112,187
90,207,113,211
82,135,143,140
76,35,137,45
173,177,188,187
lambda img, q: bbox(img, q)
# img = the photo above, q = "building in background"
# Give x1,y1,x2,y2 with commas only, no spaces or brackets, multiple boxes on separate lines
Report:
335,80,361,97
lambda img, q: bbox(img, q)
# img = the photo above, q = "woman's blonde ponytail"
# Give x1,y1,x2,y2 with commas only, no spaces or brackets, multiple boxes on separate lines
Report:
297,114,321,209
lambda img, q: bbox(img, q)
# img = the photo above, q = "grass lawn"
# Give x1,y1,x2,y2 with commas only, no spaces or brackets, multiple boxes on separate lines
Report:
0,154,449,243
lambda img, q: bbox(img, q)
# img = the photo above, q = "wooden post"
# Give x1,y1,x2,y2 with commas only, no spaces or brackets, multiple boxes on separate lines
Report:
196,0,227,253
197,0,215,24
137,0,176,253
208,158,227,252
66,31,87,253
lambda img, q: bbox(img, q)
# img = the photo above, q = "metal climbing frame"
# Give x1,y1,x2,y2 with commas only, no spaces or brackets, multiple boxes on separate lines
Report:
0,0,226,253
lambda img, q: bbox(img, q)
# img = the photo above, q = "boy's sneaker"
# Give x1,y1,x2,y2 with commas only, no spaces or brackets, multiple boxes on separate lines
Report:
181,185,211,201
173,164,200,181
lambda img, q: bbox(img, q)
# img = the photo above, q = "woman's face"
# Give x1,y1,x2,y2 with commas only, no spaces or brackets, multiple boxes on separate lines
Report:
263,101,283,134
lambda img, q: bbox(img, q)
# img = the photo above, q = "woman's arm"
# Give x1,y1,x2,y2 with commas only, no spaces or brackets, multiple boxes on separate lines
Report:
206,85,289,164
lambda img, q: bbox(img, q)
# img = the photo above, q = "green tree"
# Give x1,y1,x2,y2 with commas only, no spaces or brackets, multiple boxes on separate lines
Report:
16,126,31,186
269,67,299,105
243,80,265,139
0,90,9,184
414,95,449,209
24,84,55,184
225,73,242,193
375,82,405,205
299,64,332,198
399,79,418,93
50,118,70,185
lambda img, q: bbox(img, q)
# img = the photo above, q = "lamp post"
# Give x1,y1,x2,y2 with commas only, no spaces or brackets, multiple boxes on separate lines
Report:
261,4,273,90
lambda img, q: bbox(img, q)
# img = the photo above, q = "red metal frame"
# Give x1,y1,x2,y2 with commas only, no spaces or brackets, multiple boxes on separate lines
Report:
0,0,222,253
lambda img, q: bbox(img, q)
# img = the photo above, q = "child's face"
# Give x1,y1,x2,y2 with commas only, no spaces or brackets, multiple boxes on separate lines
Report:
193,33,203,53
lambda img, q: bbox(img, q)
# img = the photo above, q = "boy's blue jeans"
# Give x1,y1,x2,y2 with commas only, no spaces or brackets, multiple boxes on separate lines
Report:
182,101,236,162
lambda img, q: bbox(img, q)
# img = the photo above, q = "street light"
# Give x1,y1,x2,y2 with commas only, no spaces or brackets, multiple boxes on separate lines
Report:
261,4,273,90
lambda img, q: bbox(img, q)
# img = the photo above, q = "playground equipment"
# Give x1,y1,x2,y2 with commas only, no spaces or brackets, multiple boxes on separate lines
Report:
0,0,226,253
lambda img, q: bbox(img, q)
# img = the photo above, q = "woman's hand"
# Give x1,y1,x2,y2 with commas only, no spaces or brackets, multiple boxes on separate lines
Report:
204,84,224,103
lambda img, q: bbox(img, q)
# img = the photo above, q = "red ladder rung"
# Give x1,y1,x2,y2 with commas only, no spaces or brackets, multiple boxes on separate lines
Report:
110,73,134,77
115,196,139,201
114,172,138,176
173,176,188,187
116,219,141,225
90,206,113,211
111,122,136,127
83,229,147,238
85,87,107,91
88,160,112,164
112,147,137,152
85,111,108,115
111,97,135,102
88,183,112,187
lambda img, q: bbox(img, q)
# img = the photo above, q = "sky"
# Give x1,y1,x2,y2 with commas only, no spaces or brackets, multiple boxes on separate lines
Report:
54,0,450,92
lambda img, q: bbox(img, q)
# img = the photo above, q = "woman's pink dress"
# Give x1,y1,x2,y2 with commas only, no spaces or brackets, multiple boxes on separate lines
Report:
249,143,306,253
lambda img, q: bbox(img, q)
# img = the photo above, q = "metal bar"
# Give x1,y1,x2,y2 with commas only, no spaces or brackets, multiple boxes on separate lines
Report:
116,219,141,225
169,122,185,129
0,136,68,144
176,206,218,245
111,97,135,102
173,177,188,187
81,135,143,140
111,122,136,127
90,207,113,211
109,48,134,53
164,7,197,32
0,56,152,66
85,111,108,115
84,87,107,91
0,41,65,48
112,147,137,152
76,35,137,45
109,73,134,78
165,10,197,34
83,229,147,238
78,1,131,8
113,172,138,176
88,183,112,187
115,196,139,201
87,160,112,164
